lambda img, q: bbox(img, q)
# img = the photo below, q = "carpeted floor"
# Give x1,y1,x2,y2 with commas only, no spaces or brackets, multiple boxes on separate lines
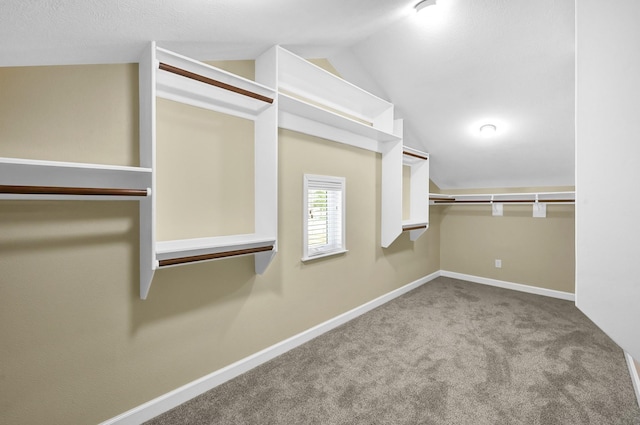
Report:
145,277,640,424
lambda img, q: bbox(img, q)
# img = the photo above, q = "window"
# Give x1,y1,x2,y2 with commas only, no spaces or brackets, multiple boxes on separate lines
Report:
303,174,346,261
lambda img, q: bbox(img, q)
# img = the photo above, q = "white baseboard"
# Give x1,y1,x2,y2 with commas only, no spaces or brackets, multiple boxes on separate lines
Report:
440,270,575,301
625,352,640,408
100,270,441,425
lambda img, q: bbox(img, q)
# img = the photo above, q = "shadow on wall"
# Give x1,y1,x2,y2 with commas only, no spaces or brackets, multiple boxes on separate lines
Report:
0,201,136,253
0,199,263,337
377,199,442,271
131,257,260,335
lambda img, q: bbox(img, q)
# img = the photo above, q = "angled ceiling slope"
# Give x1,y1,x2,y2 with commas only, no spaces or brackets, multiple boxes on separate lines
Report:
332,0,576,189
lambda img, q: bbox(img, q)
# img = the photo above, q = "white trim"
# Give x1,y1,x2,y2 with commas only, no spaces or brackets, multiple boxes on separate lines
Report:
440,270,575,301
625,352,640,408
100,271,441,425
301,248,348,262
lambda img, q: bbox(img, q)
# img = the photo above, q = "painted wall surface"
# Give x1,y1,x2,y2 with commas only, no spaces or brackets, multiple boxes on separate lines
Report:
0,62,440,424
156,98,255,240
439,187,575,293
575,0,640,360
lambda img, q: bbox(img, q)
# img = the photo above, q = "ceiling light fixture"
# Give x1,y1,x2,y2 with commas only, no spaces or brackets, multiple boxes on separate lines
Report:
415,0,437,13
479,124,497,137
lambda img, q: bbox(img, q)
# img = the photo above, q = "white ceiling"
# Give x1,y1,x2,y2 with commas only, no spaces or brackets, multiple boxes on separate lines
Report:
0,0,575,190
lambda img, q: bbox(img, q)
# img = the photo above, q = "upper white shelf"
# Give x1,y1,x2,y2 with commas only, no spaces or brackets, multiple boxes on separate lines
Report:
429,191,576,204
402,146,429,165
278,93,401,151
276,47,394,128
0,157,151,201
155,46,276,120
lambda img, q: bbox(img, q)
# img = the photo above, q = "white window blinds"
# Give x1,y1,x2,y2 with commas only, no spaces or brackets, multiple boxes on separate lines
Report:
303,174,346,260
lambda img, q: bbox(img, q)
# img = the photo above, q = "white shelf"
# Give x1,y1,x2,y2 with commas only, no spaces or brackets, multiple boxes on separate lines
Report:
429,191,576,204
278,93,400,152
402,220,429,229
429,191,575,218
155,46,276,120
156,234,276,265
276,47,394,127
402,146,429,165
0,157,151,201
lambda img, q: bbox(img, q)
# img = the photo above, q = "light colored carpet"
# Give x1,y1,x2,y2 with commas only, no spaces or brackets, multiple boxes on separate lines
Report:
146,277,640,424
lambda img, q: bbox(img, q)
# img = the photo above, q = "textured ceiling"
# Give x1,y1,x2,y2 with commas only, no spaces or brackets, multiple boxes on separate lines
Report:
0,0,413,65
0,0,575,189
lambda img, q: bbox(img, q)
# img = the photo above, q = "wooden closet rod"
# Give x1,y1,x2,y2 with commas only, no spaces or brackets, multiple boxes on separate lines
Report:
403,151,428,161
403,225,428,231
433,199,575,204
158,245,274,267
158,62,274,104
0,185,149,197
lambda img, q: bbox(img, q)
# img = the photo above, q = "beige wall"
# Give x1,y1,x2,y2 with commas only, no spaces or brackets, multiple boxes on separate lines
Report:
156,98,255,240
402,165,411,220
0,62,440,424
438,186,575,293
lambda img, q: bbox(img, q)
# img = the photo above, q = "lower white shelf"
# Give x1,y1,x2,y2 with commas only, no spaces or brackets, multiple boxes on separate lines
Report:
402,220,429,231
155,234,276,268
402,220,428,242
140,233,276,299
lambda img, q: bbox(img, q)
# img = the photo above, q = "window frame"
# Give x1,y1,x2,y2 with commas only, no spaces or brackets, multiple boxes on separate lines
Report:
302,174,347,261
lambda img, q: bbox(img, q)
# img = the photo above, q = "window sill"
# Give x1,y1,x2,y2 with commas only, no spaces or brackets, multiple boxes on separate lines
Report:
301,249,348,262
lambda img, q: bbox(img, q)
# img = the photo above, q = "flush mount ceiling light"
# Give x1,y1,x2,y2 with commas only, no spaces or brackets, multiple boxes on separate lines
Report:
415,0,437,13
479,124,497,137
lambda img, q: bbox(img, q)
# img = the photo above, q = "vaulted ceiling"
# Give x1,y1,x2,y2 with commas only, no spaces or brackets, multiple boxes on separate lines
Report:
0,0,575,189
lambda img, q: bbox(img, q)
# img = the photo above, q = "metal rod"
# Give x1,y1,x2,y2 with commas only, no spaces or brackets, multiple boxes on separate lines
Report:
0,185,149,197
159,62,274,104
429,197,454,201
158,245,274,267
433,199,575,204
403,151,428,160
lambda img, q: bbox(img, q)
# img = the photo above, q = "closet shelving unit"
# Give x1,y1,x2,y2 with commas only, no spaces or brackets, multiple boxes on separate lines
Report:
139,42,278,299
256,46,429,249
401,146,430,241
1,42,430,300
258,46,401,153
381,139,430,247
429,191,575,217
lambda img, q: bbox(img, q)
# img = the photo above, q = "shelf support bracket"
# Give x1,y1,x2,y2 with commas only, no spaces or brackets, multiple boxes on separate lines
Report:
533,199,547,218
255,250,277,274
492,196,503,216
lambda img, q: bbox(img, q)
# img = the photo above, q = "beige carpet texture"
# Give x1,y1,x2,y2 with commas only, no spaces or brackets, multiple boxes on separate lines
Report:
145,277,640,424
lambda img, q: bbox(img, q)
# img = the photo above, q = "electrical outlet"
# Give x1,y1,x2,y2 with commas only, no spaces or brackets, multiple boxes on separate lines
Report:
495,259,502,268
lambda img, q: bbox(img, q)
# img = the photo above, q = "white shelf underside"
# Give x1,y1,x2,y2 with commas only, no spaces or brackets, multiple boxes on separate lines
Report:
278,94,400,151
156,234,276,261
